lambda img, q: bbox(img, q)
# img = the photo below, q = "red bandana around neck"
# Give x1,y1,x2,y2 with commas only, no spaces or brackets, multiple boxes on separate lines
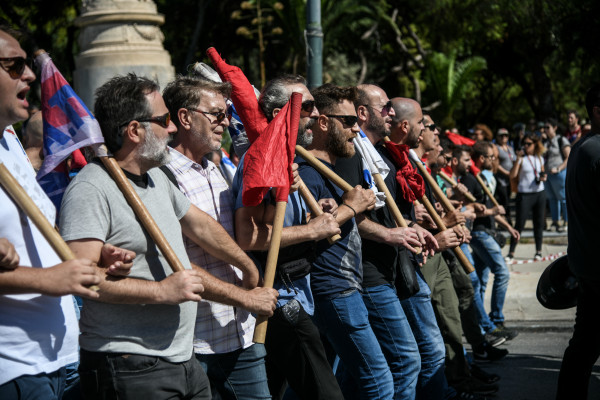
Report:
385,142,425,202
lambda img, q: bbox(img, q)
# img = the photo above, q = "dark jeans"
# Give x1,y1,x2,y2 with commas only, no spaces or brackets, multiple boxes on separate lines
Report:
495,180,512,225
557,278,600,399
0,367,66,400
265,300,343,400
79,350,211,400
510,191,546,254
196,344,270,400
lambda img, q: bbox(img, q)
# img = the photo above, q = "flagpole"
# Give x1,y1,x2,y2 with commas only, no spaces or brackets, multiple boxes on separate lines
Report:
411,161,475,274
297,180,341,244
253,197,287,343
96,152,186,273
438,171,477,202
0,163,101,289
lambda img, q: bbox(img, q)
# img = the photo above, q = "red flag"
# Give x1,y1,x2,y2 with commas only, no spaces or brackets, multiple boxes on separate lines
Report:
385,142,425,202
470,160,481,176
206,48,267,144
445,130,475,146
242,93,301,206
442,165,453,176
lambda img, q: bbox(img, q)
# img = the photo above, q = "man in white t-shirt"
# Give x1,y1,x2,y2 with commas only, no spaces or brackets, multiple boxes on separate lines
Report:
0,26,136,399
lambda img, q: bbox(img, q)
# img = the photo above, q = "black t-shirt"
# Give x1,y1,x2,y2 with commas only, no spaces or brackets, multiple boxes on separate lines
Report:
410,158,440,236
460,173,495,231
566,132,600,279
335,153,397,287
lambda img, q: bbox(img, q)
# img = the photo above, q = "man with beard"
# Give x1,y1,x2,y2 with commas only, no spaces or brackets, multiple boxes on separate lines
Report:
233,75,344,400
334,84,427,400
297,83,394,400
59,73,277,399
162,76,281,399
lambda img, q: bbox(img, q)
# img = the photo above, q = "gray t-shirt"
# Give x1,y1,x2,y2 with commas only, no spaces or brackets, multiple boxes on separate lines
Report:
544,135,570,171
60,162,195,362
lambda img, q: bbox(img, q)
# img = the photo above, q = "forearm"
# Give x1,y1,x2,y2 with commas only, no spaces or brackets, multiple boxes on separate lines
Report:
191,262,248,308
0,267,54,295
357,215,390,243
91,268,164,304
495,215,512,230
336,203,357,226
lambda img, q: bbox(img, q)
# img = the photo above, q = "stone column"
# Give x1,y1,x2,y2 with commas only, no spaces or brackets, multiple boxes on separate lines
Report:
74,0,175,108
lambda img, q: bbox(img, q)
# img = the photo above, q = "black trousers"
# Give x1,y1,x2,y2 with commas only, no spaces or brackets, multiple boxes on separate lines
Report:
495,180,512,225
557,278,600,399
265,300,344,400
79,350,211,400
510,191,546,254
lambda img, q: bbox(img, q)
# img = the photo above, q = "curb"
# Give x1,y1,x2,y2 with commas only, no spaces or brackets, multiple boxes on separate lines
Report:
505,251,567,265
504,320,574,332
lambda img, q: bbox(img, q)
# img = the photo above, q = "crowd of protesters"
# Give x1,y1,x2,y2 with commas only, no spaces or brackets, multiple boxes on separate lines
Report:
1,23,599,400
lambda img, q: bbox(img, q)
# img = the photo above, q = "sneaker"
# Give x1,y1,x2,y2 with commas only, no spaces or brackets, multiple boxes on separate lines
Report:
471,363,501,384
534,253,542,261
556,225,564,233
492,323,519,340
453,377,499,395
473,342,509,362
504,254,514,263
484,332,507,347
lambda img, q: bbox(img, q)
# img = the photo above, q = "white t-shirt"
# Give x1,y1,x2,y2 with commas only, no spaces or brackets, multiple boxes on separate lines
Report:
517,155,545,193
0,126,79,385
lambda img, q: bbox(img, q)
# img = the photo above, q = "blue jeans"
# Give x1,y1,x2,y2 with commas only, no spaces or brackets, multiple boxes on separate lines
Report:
196,344,271,400
460,243,497,333
313,289,394,400
470,230,510,327
363,284,420,400
545,170,567,222
0,367,66,399
400,270,449,400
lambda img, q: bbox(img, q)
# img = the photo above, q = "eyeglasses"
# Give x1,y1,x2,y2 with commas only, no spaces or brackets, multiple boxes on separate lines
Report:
543,125,552,130
484,154,496,160
364,100,393,115
444,155,452,162
119,112,172,129
424,123,437,131
523,142,534,146
326,115,358,127
188,108,228,123
301,100,315,113
0,57,33,79
137,112,172,128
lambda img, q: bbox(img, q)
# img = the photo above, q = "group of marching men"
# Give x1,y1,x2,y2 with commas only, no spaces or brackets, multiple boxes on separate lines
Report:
1,26,524,400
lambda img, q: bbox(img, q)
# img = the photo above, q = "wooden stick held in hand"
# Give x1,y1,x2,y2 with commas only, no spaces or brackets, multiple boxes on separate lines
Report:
475,173,501,208
297,180,342,244
438,171,477,203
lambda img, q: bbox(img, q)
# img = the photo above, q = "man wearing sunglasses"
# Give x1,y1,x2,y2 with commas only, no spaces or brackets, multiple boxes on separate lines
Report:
233,75,344,400
0,27,137,399
162,75,280,400
59,73,277,399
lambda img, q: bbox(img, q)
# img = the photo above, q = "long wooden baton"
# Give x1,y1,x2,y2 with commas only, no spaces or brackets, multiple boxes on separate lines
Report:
253,198,287,343
0,163,101,290
475,173,501,208
438,171,477,203
297,180,341,244
97,153,185,272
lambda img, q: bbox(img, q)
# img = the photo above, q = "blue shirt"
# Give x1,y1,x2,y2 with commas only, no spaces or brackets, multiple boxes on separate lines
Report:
296,156,363,299
232,154,314,315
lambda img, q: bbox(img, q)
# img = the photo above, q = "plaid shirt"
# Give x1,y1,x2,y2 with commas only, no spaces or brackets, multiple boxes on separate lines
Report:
167,148,255,354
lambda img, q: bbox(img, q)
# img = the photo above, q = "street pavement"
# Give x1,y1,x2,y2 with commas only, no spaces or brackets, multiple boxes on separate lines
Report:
466,225,600,399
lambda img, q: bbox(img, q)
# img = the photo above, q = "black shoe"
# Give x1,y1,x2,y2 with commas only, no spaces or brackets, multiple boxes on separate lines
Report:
484,331,507,347
454,377,499,395
473,342,509,362
492,323,519,341
471,363,501,384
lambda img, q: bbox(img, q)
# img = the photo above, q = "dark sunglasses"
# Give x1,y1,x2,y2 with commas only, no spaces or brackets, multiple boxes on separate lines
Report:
326,115,358,127
137,112,172,128
523,141,534,146
0,56,33,79
424,123,437,131
301,100,315,113
188,108,228,123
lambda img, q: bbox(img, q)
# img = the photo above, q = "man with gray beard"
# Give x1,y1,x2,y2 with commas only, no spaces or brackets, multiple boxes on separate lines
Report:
233,75,344,399
59,73,276,399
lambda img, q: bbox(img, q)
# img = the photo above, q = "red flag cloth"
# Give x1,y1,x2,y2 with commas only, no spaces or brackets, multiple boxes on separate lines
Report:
445,130,475,146
206,48,267,144
242,92,301,206
470,160,481,176
442,165,453,176
385,142,425,202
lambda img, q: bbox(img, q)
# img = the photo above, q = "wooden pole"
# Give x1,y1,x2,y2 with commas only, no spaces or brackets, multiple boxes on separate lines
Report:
438,171,476,203
295,146,353,191
297,180,341,244
475,173,501,208
98,155,185,273
253,199,287,343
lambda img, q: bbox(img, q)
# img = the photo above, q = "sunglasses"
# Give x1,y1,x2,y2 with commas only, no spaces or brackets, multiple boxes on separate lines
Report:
523,142,534,146
365,100,393,115
188,108,228,123
424,123,437,131
326,114,358,127
0,57,33,79
301,100,315,113
137,112,172,128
